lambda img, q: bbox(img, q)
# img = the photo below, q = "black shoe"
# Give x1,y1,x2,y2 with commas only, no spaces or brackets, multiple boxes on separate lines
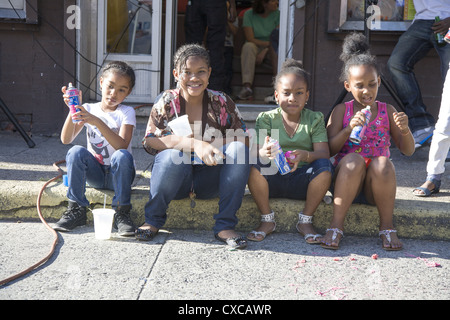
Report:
215,233,248,250
53,201,87,232
113,205,135,236
135,228,158,241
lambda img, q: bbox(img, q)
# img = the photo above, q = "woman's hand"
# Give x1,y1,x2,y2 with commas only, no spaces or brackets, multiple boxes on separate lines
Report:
194,140,224,166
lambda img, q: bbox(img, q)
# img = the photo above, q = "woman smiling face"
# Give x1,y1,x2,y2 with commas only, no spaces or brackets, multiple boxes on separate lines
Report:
173,56,211,100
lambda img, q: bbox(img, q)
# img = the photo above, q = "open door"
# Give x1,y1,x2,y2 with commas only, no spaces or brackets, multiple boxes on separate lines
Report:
97,0,162,103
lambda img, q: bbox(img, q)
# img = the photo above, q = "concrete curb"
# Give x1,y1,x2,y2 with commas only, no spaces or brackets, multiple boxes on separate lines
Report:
1,181,449,241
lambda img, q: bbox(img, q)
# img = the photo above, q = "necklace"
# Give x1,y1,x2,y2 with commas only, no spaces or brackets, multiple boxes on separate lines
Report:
282,116,300,139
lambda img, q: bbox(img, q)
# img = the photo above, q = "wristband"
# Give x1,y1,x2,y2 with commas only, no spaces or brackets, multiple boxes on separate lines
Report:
400,129,411,136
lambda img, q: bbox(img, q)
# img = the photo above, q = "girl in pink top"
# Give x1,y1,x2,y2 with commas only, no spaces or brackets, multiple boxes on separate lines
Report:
324,33,415,251
333,100,391,166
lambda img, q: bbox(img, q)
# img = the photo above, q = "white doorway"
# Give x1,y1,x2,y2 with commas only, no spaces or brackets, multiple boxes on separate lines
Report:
96,0,162,103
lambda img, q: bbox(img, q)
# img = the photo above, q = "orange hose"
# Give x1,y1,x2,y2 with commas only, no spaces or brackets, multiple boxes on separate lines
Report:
0,103,151,286
0,160,65,287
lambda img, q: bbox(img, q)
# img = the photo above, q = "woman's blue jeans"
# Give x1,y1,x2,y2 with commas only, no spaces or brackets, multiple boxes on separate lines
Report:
387,19,450,132
66,145,136,208
144,141,251,234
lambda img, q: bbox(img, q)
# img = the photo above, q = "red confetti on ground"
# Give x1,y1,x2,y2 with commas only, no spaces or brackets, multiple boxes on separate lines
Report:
316,287,347,300
405,253,442,268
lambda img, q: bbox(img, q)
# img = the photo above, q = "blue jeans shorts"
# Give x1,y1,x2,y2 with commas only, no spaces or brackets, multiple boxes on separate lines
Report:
254,158,332,200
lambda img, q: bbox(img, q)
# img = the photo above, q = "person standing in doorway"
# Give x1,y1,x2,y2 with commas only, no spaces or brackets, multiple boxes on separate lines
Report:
387,0,450,150
185,0,237,92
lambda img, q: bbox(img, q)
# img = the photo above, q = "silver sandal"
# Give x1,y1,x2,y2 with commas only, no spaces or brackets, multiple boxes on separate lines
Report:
296,212,322,244
320,228,344,250
247,211,276,242
379,229,402,251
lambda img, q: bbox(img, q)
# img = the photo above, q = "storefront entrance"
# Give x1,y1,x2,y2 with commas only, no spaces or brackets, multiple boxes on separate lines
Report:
80,0,292,105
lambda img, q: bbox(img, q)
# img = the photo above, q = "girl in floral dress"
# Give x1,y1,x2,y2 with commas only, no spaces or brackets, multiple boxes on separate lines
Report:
136,44,250,249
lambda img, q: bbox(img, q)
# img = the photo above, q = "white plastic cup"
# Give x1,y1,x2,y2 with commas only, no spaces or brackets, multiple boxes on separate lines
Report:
92,208,115,240
168,115,192,136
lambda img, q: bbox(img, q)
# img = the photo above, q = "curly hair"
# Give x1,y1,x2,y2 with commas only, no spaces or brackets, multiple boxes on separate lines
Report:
273,58,310,91
101,61,136,89
173,44,211,73
339,32,379,82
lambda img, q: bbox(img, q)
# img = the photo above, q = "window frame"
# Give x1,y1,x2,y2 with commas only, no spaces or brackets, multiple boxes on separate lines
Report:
327,0,412,33
0,0,38,24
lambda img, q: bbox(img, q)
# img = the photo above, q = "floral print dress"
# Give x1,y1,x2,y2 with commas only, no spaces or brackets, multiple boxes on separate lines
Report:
333,100,391,166
143,88,248,156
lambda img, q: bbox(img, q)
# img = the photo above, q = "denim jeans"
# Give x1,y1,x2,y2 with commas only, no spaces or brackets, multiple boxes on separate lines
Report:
185,0,227,91
387,19,450,132
144,141,250,234
255,158,333,199
66,145,135,208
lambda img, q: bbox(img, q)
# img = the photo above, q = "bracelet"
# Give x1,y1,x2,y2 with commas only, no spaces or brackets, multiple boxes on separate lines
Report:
400,129,411,136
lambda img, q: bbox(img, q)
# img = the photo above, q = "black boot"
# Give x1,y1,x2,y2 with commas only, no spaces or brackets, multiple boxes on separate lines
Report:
114,205,135,236
53,201,87,232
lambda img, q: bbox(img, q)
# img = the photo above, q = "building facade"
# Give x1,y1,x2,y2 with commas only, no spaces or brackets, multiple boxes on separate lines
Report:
0,0,444,135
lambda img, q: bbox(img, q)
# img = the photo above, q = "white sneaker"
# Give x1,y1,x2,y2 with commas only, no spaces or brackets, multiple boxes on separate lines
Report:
412,126,434,149
237,87,253,100
264,93,277,104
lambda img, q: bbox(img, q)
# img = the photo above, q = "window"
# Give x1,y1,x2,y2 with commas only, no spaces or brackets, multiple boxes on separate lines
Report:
106,0,152,55
328,0,414,33
96,0,162,103
0,0,38,24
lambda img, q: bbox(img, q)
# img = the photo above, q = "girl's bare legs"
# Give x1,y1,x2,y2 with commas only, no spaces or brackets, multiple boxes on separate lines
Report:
364,156,403,250
322,154,366,248
296,170,332,241
247,167,275,241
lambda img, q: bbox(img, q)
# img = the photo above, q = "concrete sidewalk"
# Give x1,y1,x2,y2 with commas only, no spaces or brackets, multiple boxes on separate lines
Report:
0,222,449,300
0,131,449,240
0,131,449,301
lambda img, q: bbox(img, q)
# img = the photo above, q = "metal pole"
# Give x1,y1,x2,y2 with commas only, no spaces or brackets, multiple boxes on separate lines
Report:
0,97,36,148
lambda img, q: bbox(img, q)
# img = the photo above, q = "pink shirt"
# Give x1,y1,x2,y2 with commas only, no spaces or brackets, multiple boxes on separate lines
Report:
333,100,391,166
